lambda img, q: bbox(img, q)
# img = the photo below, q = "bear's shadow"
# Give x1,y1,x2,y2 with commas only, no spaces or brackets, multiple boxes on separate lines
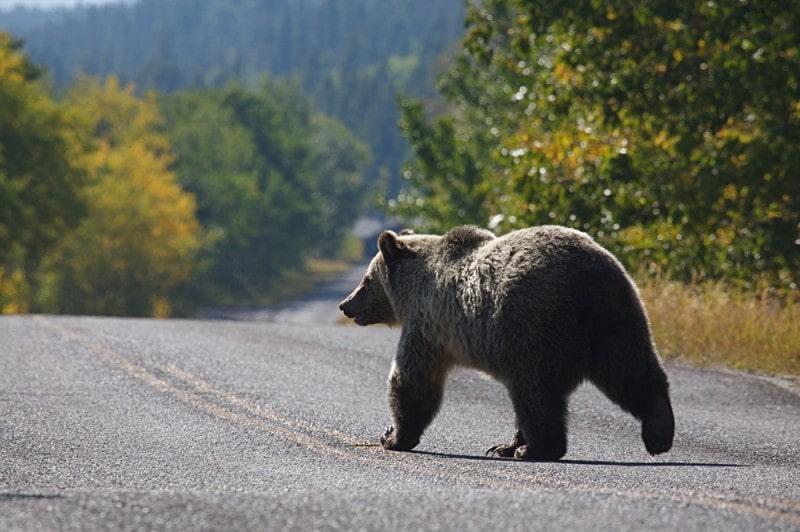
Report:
408,449,745,468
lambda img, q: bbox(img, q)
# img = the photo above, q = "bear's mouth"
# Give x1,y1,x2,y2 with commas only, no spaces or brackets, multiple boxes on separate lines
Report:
339,305,367,325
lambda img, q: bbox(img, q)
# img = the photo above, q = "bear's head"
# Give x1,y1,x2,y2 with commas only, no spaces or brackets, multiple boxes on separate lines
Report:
339,226,494,326
338,229,426,326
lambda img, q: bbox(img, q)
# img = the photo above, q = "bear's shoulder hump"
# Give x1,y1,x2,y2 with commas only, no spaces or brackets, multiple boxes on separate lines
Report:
442,225,496,249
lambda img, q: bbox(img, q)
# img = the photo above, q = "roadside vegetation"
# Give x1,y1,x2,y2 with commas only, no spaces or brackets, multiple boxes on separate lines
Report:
638,278,799,377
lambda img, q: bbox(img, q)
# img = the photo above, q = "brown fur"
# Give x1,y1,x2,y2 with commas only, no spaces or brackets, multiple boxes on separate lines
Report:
339,225,674,461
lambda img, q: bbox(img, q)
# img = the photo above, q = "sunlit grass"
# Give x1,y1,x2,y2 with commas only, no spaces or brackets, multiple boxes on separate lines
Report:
638,277,800,377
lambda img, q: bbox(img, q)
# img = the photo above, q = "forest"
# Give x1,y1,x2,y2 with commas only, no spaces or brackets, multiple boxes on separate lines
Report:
0,34,370,315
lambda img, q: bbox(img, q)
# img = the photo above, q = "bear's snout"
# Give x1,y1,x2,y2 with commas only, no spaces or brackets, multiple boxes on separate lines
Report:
340,269,398,327
339,295,358,319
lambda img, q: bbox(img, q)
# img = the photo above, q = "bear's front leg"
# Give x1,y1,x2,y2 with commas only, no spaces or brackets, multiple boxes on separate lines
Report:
381,364,444,451
381,332,449,452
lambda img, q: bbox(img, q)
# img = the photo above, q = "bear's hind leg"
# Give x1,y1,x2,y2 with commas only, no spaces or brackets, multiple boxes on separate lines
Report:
509,387,569,462
486,427,525,458
590,355,674,455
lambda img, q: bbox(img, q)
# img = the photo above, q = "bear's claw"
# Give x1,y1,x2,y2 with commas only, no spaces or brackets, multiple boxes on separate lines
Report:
380,426,394,448
486,442,521,458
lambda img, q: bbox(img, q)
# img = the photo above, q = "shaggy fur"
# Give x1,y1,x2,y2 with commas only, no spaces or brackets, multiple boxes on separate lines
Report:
339,225,674,461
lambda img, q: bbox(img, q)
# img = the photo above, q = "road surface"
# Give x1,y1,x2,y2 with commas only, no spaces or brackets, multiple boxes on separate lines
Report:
1,270,799,530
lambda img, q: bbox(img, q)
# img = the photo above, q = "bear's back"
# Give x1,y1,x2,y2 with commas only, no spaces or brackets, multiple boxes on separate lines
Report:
440,225,632,327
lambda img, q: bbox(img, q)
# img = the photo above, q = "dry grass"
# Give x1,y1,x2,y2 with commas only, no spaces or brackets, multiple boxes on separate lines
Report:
638,277,800,377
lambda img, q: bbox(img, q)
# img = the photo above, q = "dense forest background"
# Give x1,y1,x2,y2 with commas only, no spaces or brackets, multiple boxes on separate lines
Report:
3,0,466,194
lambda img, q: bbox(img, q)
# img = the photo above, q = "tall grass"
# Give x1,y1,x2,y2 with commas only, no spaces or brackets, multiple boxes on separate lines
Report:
638,277,800,376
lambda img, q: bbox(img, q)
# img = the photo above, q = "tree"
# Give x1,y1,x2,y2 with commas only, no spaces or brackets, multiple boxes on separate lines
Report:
160,81,373,305
160,88,276,303
308,113,372,256
392,0,799,293
0,32,88,312
37,76,201,316
0,32,87,313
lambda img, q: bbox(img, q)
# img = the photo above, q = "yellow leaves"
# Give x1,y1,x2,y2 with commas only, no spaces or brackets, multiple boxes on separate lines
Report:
722,184,738,202
0,50,25,88
791,100,800,121
68,75,170,152
553,63,571,84
0,33,27,78
150,296,172,319
715,114,758,151
589,26,612,40
653,129,680,151
41,75,202,316
552,63,584,87
766,202,788,221
506,112,625,188
1,34,55,127
653,17,686,32
665,19,685,32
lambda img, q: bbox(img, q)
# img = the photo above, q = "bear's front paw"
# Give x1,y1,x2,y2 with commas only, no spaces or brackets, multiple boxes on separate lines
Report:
380,426,418,451
380,426,396,448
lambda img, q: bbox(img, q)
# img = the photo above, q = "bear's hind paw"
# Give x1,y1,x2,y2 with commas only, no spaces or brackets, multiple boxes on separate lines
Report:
486,442,520,458
512,443,566,462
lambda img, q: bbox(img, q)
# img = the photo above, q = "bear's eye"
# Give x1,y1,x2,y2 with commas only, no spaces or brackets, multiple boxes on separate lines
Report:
363,277,372,287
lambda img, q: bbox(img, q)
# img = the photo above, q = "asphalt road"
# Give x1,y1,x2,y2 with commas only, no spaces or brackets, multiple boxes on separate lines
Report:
1,271,799,530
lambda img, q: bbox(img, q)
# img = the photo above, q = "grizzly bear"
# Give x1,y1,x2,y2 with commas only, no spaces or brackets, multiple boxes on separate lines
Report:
339,225,674,461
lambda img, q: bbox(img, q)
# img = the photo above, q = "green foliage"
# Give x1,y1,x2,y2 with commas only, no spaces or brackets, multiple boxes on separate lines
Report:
392,0,799,293
308,113,372,256
389,98,492,229
160,81,372,305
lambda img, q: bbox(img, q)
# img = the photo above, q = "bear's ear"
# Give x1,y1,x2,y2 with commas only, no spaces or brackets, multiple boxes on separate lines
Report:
378,230,413,264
